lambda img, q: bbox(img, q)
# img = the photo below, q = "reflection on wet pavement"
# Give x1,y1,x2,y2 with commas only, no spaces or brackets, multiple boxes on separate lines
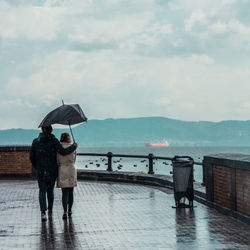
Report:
0,180,250,249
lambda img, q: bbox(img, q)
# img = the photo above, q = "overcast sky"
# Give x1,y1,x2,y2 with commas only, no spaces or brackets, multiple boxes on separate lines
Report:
1,0,250,129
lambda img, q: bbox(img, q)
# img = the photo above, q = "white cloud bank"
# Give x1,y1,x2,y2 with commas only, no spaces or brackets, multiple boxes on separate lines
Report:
0,0,250,129
0,2,62,40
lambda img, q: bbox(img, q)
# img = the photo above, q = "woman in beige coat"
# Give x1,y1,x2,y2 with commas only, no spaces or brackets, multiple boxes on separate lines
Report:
57,132,77,219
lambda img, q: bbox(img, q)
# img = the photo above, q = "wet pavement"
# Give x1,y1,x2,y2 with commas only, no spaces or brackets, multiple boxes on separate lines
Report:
0,180,250,250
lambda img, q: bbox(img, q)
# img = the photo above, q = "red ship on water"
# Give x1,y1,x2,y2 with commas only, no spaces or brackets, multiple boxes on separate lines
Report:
146,141,169,147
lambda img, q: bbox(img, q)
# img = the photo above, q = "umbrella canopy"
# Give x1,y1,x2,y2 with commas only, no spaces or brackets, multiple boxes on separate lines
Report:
38,104,87,128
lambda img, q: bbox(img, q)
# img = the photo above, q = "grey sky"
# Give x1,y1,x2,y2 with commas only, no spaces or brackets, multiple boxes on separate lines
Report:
1,0,250,129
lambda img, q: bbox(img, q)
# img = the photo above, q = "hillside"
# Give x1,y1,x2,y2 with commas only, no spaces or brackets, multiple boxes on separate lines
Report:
0,117,250,147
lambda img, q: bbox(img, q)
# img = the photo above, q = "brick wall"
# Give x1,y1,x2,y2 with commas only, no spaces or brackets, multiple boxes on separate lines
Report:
236,169,250,216
213,165,232,209
0,146,32,175
212,165,250,215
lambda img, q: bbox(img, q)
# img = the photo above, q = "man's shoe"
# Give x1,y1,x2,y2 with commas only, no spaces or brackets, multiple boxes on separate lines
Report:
48,212,52,219
68,211,72,217
62,213,67,220
41,212,47,221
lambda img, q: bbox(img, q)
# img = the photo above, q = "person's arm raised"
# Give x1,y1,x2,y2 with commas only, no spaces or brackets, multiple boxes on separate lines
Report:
56,139,77,155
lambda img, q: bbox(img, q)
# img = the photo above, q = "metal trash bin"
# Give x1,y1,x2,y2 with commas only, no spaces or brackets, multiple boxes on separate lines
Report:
172,156,194,208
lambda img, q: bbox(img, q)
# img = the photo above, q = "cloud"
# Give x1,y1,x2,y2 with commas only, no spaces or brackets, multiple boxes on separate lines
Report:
2,48,250,128
67,12,153,44
185,9,208,32
0,1,62,40
1,0,250,129
210,19,250,37
169,0,237,14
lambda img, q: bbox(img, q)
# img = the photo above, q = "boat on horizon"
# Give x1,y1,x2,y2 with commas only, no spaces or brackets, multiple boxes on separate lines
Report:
146,141,169,147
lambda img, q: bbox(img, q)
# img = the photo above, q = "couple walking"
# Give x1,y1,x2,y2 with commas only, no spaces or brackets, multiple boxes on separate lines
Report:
30,125,78,221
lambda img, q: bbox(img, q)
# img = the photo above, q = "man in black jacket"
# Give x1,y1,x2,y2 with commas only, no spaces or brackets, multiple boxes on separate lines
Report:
30,125,77,221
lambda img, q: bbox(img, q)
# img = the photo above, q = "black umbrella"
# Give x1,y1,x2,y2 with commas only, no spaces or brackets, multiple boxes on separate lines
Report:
38,101,87,142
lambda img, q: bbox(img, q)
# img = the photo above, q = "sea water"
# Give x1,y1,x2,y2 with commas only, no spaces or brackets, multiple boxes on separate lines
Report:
76,146,250,183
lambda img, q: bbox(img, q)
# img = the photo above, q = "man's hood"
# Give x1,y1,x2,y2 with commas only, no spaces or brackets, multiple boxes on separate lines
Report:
38,133,55,143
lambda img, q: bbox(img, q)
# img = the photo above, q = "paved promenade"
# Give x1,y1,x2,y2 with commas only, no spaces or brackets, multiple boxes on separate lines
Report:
0,180,250,250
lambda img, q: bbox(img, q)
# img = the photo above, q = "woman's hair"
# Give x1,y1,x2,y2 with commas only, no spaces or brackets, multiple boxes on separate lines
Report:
60,132,71,143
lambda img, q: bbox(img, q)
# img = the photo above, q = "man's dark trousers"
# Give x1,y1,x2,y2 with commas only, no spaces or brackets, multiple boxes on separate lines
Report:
38,179,56,212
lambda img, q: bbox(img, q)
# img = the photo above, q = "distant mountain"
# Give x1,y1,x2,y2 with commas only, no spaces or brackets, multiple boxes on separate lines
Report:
1,117,250,147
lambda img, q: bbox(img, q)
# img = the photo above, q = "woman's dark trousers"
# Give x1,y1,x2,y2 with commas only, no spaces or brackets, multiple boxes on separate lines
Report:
38,180,56,213
62,188,74,212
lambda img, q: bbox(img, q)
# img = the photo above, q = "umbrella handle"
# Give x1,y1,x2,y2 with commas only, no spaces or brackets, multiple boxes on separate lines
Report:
63,100,75,142
68,123,75,143
64,100,75,143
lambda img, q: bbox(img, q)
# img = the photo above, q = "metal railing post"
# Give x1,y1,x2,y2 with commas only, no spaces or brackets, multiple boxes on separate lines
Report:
148,153,154,174
107,152,113,171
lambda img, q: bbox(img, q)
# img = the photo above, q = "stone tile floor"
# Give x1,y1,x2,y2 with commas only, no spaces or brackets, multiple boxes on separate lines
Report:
0,180,250,250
